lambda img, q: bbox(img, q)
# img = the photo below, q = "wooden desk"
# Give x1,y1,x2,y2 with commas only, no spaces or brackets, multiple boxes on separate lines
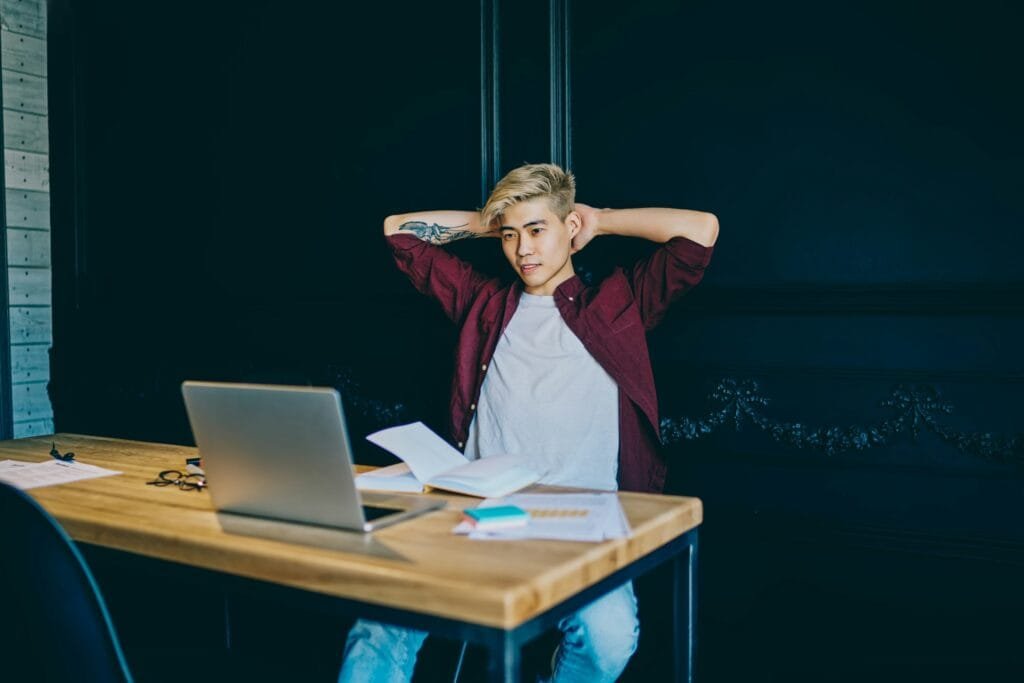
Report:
4,434,701,681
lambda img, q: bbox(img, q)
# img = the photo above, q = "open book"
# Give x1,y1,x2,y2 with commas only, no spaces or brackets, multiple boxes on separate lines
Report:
355,422,542,498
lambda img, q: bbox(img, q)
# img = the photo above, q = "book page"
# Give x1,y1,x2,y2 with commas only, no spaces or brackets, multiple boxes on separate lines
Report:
365,422,468,483
427,455,541,498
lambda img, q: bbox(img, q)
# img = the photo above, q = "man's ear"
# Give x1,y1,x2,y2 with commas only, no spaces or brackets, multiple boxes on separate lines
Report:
566,211,581,238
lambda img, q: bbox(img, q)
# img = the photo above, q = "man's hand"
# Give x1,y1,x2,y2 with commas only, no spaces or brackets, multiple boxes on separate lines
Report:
571,202,603,254
574,206,719,247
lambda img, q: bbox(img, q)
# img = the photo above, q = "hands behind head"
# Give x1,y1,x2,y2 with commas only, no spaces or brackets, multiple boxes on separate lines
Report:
571,202,603,254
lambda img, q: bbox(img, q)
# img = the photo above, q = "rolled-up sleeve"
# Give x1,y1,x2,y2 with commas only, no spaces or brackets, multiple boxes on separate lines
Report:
630,236,714,330
387,233,497,324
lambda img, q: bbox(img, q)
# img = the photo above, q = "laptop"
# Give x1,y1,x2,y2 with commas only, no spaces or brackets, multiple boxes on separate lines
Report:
181,381,445,535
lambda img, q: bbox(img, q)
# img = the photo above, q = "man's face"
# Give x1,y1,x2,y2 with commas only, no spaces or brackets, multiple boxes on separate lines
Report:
498,198,580,296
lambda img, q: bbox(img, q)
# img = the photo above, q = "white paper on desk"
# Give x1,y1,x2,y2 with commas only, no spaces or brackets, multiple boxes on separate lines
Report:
0,459,121,490
0,459,31,470
365,421,468,483
454,493,632,542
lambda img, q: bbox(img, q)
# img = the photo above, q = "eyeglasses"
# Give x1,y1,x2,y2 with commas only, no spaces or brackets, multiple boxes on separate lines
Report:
146,469,207,491
50,442,75,462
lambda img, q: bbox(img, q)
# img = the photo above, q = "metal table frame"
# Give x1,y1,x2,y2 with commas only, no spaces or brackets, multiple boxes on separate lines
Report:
206,527,699,682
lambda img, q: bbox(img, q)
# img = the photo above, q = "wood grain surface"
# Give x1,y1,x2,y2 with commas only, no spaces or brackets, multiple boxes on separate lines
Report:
6,434,702,629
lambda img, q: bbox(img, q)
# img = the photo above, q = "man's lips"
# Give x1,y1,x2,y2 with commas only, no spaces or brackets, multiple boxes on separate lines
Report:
519,263,540,274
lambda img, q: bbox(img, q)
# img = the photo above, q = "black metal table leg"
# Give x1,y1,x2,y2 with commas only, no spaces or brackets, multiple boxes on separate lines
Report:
673,528,699,683
486,631,521,682
222,593,233,650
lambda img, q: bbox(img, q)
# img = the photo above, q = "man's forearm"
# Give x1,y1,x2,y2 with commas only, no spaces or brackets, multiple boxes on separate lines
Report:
593,208,719,247
383,210,493,245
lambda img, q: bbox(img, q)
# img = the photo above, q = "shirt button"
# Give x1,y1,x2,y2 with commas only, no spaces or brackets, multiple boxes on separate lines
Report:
457,441,464,449
481,363,487,372
568,296,574,301
470,403,476,411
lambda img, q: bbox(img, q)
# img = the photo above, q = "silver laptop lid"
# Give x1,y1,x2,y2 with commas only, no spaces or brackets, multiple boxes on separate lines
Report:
181,381,442,533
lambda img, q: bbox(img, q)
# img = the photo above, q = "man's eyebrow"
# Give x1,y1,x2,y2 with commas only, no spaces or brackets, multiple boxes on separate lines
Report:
500,218,548,231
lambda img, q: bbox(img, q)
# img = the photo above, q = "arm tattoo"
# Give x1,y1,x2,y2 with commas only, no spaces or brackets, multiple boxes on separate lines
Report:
398,221,482,245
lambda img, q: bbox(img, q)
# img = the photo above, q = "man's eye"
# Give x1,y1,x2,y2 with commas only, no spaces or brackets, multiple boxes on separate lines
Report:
502,233,515,240
531,228,543,235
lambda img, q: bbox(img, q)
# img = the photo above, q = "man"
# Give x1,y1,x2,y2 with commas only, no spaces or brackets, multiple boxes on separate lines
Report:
340,163,717,682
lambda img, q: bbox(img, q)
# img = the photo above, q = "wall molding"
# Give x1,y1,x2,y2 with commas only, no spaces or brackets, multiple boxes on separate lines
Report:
653,363,1024,385
479,0,500,205
482,0,572,191
548,0,571,170
678,285,1024,315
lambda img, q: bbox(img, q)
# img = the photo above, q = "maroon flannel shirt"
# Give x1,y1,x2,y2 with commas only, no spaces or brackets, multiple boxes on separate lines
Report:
387,232,713,493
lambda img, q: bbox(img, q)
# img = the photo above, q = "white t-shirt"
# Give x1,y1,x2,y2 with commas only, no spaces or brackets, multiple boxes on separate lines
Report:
463,292,620,491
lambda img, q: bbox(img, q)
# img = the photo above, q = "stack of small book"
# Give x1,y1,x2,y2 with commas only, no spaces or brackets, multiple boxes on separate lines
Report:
460,505,530,531
454,493,631,541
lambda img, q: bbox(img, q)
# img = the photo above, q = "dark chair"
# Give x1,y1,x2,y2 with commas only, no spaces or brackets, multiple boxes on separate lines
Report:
0,481,133,682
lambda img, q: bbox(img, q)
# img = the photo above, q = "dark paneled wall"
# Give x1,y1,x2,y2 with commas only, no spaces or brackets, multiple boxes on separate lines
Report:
50,0,483,449
49,0,1023,681
566,2,1023,680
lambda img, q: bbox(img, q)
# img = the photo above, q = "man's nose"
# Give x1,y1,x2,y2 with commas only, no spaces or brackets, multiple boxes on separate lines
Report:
517,236,534,256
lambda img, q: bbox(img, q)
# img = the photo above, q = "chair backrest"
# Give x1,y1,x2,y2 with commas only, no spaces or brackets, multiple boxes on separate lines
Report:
0,482,133,682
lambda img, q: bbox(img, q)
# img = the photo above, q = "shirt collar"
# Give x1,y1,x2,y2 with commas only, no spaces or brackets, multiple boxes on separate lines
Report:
554,274,585,300
509,272,584,301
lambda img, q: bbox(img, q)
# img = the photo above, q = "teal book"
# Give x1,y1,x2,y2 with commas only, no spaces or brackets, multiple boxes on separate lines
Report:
464,505,529,529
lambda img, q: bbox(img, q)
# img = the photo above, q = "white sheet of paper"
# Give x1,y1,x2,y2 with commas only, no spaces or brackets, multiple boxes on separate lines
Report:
365,421,468,483
0,459,31,470
0,459,121,490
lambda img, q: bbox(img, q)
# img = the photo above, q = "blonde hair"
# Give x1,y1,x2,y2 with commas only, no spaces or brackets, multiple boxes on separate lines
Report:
481,163,576,227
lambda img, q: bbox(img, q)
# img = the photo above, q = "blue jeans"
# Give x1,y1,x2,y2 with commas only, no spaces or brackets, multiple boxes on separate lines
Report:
338,581,639,683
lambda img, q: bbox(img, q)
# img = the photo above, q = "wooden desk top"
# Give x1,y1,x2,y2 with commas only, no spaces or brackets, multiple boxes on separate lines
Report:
3,434,702,629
